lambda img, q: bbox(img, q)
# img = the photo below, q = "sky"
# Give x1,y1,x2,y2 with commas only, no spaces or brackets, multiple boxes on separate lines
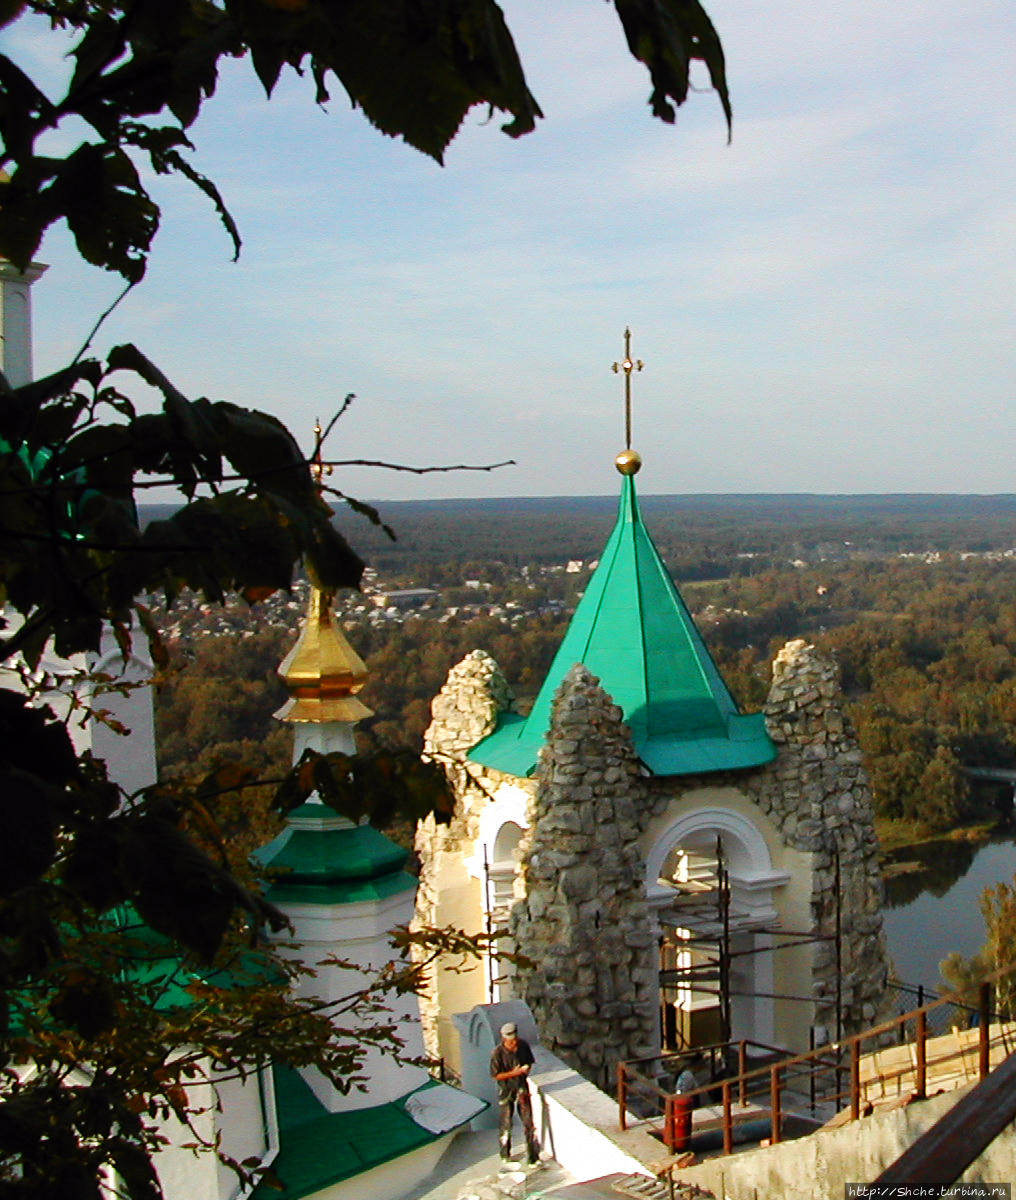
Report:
9,1,1016,502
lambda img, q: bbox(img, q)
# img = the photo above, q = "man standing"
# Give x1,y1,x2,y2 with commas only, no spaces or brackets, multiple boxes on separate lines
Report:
490,1022,540,1165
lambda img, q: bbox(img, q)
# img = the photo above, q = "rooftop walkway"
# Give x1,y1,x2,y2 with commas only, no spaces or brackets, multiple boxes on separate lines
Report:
403,1127,576,1200
405,1008,1016,1198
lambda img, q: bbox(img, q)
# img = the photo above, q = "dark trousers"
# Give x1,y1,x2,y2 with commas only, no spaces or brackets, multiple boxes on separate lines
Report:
498,1087,539,1161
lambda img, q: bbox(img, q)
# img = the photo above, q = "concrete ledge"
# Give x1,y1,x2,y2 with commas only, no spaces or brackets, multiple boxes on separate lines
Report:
529,1047,661,1182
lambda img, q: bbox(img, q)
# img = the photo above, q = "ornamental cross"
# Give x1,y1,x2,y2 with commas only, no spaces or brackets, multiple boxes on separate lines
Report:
311,417,333,490
611,327,644,450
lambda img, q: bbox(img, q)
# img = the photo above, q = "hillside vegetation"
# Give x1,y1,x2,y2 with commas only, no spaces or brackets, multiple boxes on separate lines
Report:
153,495,1016,845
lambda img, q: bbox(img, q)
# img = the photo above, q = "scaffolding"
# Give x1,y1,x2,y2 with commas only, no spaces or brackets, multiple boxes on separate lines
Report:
656,837,845,1053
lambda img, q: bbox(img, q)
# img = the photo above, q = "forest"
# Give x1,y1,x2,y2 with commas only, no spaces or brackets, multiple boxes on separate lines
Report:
146,493,1016,578
153,494,1016,850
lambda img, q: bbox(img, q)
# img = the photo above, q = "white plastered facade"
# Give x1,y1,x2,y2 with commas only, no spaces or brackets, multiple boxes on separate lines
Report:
415,778,534,1074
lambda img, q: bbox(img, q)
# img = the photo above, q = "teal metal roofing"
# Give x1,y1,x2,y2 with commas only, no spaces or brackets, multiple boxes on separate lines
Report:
251,1068,476,1199
260,804,417,907
468,474,776,778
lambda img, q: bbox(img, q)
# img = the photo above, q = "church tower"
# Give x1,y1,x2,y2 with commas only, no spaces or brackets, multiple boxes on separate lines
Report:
0,258,47,387
0,257,157,796
262,431,428,1113
416,332,890,1086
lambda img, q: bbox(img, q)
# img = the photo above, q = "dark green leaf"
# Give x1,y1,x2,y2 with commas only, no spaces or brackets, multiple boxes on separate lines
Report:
121,122,242,261
211,404,309,497
61,824,130,912
0,363,101,449
109,1137,162,1200
0,691,79,786
50,144,159,282
250,38,285,97
613,0,731,134
123,814,241,962
313,0,542,162
337,491,397,541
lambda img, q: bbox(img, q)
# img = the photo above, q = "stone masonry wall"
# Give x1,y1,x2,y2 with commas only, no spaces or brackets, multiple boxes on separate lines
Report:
414,650,524,1058
744,638,891,1037
510,665,660,1088
416,649,519,892
417,638,891,1075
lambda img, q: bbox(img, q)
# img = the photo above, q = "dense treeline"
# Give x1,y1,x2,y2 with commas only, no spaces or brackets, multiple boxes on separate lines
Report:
155,547,1016,845
701,558,1016,834
314,493,1016,576
158,630,293,782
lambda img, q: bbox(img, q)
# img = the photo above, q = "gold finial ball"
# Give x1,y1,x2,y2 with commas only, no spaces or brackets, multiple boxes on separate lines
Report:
615,449,642,475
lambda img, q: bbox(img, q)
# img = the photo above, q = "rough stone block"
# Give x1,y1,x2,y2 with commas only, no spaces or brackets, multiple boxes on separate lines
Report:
559,863,599,901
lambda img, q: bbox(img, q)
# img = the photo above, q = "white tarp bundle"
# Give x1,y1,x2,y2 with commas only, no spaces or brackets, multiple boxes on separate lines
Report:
404,1083,487,1134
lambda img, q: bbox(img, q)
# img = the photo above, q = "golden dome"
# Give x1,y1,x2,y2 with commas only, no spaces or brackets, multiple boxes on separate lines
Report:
615,449,642,476
274,588,373,724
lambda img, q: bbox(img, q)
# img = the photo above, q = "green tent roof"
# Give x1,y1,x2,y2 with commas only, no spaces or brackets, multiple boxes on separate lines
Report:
6,908,285,1035
469,473,776,778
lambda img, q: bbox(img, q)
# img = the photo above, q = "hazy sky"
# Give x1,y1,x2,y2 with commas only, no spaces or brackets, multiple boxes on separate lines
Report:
12,1,1016,502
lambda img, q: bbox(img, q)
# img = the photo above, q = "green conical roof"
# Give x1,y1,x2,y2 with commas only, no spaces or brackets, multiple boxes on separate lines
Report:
469,473,775,778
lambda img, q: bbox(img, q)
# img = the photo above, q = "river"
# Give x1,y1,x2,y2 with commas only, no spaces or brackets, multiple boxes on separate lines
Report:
881,835,1016,990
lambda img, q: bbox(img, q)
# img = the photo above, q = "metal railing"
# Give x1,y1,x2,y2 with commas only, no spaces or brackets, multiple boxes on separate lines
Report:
618,982,1013,1159
887,979,984,1039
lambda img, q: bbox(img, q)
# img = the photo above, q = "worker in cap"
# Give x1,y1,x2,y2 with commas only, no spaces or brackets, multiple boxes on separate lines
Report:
490,1022,540,1165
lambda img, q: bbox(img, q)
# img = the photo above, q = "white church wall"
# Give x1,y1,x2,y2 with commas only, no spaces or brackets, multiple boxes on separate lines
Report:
150,1068,275,1200
416,649,523,1070
415,833,490,1076
465,780,530,1005
291,721,356,759
87,629,157,797
215,1069,278,1200
770,837,818,1051
152,1076,218,1200
0,261,46,387
274,890,429,1112
529,1051,659,1184
0,619,157,798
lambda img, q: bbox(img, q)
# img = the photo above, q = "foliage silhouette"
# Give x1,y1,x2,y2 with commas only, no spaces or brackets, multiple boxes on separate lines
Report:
0,1,733,1191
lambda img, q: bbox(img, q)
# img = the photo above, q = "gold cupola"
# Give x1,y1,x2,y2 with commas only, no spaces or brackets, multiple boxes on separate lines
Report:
274,587,374,724
275,419,373,726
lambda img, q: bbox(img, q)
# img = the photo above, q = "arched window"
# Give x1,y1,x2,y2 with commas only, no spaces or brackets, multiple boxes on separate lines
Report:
466,782,530,1004
647,804,790,1049
488,821,523,922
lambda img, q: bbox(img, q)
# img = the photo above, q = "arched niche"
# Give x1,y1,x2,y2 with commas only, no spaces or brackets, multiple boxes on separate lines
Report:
466,781,530,886
645,806,789,921
491,819,523,874
647,806,792,1048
